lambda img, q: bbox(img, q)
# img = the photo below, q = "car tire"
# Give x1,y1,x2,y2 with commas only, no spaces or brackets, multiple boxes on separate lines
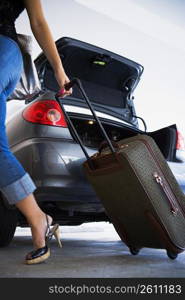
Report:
0,194,17,247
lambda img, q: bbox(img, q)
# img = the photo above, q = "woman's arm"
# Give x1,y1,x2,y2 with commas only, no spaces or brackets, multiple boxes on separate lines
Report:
23,0,71,95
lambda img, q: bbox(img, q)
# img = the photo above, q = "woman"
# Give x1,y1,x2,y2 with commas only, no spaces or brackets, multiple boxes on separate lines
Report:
0,0,72,264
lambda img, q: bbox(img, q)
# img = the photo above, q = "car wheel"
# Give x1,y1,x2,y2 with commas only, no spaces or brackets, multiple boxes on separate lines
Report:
0,194,17,247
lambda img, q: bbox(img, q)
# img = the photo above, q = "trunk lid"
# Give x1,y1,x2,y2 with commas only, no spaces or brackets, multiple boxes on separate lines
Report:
35,37,144,126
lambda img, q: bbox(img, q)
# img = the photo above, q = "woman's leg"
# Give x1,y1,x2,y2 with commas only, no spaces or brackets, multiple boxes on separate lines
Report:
16,195,52,249
0,35,54,259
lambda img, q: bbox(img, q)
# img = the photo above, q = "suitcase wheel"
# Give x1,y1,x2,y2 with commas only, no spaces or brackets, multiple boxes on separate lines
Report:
167,251,178,260
129,247,140,255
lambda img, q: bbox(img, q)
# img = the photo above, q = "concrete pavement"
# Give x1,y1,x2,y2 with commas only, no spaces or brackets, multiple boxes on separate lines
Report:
0,222,185,278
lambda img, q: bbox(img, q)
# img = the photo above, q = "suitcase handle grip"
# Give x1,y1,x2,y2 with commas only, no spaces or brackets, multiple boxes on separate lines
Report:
55,78,116,168
56,79,78,96
64,78,78,91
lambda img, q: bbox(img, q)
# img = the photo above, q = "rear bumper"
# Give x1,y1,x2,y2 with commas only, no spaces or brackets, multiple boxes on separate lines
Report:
11,138,99,203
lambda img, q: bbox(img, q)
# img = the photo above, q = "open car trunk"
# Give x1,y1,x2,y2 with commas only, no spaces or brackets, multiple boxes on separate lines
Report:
34,37,177,162
68,112,177,162
35,37,144,127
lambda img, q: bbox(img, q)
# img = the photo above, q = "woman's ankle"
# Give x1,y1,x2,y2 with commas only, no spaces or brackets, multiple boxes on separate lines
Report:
30,214,53,248
32,214,53,231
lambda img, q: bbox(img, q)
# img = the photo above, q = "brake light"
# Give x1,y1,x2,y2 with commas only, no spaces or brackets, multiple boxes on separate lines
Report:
23,100,67,127
176,131,185,151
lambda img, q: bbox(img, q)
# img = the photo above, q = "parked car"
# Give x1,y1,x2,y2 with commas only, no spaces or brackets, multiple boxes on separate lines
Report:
0,37,185,247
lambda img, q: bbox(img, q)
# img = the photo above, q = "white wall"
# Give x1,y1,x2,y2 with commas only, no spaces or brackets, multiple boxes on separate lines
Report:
14,0,185,133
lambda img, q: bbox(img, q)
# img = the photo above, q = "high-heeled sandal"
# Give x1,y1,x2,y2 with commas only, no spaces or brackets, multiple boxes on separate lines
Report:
25,215,62,265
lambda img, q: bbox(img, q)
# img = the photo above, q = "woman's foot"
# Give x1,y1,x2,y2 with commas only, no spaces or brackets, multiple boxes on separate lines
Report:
25,245,50,265
30,213,53,250
15,194,60,264
25,214,53,264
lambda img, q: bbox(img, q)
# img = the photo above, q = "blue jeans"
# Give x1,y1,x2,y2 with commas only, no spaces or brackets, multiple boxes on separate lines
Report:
0,35,36,204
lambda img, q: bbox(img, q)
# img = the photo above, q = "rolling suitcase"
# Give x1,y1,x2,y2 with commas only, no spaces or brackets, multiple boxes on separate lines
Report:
56,78,185,259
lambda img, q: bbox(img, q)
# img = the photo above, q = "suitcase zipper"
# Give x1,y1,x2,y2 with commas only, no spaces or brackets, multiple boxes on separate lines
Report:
137,138,179,216
153,172,178,216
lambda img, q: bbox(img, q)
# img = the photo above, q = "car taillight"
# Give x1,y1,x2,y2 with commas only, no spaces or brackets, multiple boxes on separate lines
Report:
176,130,185,151
23,100,67,127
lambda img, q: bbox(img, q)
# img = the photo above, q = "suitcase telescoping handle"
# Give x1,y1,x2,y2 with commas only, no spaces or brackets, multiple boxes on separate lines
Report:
55,78,116,167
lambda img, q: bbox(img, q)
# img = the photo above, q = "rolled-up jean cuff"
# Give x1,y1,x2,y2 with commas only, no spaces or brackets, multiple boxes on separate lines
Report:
0,173,36,205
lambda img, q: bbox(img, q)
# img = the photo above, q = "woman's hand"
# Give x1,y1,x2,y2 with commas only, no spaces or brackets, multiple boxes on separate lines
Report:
54,67,72,97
